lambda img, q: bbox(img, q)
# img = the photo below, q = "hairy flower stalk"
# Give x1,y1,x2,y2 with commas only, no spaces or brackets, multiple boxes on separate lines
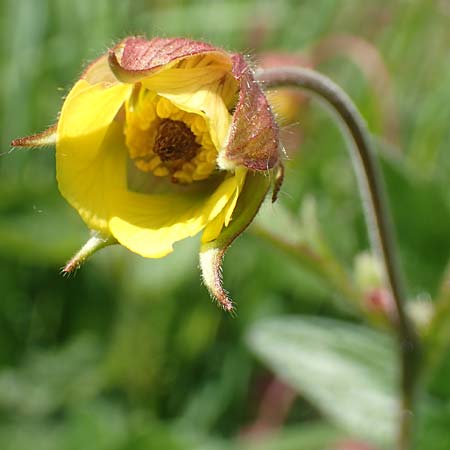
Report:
12,37,282,311
256,66,420,450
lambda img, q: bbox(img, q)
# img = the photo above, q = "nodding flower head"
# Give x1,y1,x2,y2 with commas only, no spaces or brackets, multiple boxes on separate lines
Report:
12,36,283,311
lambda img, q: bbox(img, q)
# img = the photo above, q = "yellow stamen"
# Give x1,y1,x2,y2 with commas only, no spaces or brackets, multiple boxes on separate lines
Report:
125,89,218,184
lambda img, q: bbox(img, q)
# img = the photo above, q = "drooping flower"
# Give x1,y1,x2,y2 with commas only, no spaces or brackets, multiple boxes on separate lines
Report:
12,37,282,311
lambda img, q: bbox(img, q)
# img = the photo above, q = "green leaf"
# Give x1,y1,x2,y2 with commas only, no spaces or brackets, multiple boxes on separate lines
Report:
247,316,398,445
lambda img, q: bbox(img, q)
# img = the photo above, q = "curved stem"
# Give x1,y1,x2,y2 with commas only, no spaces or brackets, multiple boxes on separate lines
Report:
256,67,420,450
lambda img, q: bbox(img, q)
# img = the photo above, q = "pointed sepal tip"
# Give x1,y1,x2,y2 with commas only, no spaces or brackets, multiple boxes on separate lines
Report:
200,247,235,313
62,233,117,275
11,125,57,148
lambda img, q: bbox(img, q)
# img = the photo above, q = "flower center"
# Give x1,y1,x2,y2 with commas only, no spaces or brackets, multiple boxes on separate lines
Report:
154,119,200,163
124,90,218,184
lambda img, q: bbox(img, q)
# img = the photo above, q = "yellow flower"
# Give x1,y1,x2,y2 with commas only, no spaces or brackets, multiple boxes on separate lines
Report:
12,37,281,310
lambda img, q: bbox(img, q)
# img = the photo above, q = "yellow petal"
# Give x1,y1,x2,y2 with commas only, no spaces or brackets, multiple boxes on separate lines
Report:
201,208,228,244
224,167,247,227
56,80,133,231
82,54,118,85
201,167,247,243
57,79,131,141
141,68,237,150
109,169,242,258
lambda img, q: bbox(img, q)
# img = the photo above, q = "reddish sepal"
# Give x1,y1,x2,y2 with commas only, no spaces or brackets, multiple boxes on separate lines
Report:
109,36,228,83
224,54,280,171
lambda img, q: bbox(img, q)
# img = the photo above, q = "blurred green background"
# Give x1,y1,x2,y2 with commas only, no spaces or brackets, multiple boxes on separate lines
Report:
1,0,449,449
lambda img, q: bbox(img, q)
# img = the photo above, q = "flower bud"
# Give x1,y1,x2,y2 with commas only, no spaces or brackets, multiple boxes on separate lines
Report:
354,252,395,322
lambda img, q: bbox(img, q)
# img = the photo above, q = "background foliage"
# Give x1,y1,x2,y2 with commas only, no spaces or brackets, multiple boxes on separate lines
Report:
1,1,449,449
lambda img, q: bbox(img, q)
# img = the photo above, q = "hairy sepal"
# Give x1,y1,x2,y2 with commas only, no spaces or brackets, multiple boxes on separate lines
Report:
219,54,280,171
62,232,117,275
11,124,57,148
199,170,271,312
108,36,229,83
